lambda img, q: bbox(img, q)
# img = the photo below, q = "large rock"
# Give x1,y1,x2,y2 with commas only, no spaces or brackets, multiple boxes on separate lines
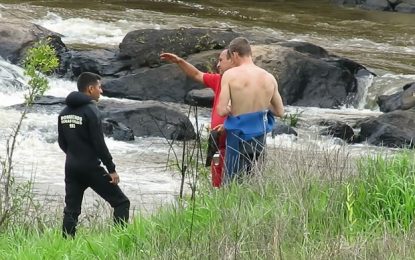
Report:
119,28,239,68
377,82,415,112
252,42,371,108
102,64,204,102
361,0,392,11
356,109,415,148
104,41,372,108
396,2,415,12
98,100,196,140
102,50,219,103
0,19,68,73
70,49,130,78
15,96,195,140
333,0,415,13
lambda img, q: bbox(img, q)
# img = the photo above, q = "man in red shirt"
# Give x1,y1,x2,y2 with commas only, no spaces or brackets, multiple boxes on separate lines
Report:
160,50,233,187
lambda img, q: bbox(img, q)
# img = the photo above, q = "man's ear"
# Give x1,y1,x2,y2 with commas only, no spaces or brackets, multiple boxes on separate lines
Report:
232,52,238,59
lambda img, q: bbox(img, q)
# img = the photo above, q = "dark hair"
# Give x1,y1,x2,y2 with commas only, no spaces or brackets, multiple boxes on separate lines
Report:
227,37,251,58
77,72,101,92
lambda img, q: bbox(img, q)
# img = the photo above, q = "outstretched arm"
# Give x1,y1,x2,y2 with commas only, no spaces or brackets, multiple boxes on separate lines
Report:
160,52,204,83
269,75,284,117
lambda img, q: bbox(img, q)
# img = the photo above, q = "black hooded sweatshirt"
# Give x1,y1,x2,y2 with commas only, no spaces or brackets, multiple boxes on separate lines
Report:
58,91,115,173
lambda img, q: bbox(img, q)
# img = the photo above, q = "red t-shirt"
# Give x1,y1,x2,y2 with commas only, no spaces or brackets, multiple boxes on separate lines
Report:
203,73,226,128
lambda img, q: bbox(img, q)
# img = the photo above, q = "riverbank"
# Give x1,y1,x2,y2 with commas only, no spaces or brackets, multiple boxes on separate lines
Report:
1,148,414,259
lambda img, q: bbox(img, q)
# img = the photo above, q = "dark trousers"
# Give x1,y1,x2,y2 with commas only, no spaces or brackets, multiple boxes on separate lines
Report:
225,134,266,182
62,166,130,238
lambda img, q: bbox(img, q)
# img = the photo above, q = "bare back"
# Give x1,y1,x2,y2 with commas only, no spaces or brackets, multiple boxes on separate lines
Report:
226,64,276,116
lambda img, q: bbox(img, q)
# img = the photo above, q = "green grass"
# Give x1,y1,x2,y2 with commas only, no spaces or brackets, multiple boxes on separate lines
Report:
350,152,415,232
1,151,415,259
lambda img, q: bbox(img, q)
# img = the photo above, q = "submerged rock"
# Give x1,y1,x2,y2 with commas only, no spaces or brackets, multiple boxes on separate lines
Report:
319,120,355,143
272,123,298,137
102,118,135,141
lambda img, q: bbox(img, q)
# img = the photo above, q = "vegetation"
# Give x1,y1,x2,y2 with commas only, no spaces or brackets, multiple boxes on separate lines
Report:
0,40,59,230
1,145,415,258
282,109,303,127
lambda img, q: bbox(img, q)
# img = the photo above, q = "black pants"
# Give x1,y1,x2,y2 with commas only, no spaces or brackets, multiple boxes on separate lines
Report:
237,134,266,176
62,166,130,238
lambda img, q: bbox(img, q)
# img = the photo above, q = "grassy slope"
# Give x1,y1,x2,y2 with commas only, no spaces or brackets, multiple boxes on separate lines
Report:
1,149,415,259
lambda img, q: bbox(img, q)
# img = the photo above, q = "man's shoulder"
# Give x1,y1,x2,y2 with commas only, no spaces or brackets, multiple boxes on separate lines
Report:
59,106,69,116
226,65,253,75
85,102,100,115
222,67,239,78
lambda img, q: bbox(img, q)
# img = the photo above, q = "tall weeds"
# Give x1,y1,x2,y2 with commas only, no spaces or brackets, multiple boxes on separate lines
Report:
1,144,415,258
0,40,58,231
351,152,415,232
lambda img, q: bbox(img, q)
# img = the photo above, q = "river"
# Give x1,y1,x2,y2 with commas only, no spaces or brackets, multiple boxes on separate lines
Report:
0,0,414,215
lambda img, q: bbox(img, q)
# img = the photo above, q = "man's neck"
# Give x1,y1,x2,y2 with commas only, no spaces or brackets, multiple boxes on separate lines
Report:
237,56,253,66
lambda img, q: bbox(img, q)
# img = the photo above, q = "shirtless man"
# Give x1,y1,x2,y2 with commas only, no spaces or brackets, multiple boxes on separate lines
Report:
217,37,284,181
160,50,234,187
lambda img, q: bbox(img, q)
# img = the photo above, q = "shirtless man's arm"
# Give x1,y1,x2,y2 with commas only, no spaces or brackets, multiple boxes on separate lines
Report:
269,74,284,117
217,71,232,117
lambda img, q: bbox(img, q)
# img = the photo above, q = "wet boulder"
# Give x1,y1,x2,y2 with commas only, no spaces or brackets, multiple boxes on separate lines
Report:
70,49,130,78
333,0,415,13
252,42,372,108
319,120,355,142
98,100,196,140
272,122,298,137
185,88,214,107
105,40,373,108
102,64,204,102
119,28,238,69
361,0,392,11
33,95,66,105
102,50,219,103
102,118,135,141
0,19,58,63
395,2,415,13
355,109,415,148
0,19,68,73
15,95,195,141
377,82,415,112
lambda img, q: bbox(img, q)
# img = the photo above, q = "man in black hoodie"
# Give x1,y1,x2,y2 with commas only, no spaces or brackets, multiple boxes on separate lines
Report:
58,72,130,238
